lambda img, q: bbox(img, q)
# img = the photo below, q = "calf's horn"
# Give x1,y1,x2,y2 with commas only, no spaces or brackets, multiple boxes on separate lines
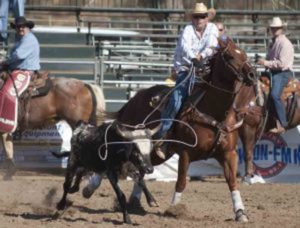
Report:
116,124,133,139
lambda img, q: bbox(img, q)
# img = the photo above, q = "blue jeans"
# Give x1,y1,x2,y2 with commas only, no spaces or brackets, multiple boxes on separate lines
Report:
157,71,190,138
0,0,25,40
271,70,292,127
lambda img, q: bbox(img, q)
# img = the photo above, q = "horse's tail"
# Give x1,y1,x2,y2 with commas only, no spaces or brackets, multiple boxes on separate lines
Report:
87,83,106,126
51,151,70,158
103,111,119,121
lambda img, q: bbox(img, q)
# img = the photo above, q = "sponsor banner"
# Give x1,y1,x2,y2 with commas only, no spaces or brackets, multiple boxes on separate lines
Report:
237,128,300,183
0,121,72,168
148,128,300,183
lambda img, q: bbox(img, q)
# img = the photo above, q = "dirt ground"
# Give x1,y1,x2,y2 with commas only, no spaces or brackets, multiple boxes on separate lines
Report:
0,170,299,228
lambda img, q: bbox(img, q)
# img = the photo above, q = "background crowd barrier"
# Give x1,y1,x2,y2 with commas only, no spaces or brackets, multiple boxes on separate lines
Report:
0,122,299,183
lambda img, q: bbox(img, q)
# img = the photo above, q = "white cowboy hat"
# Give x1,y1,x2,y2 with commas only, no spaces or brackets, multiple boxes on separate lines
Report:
208,8,216,20
192,2,208,15
269,17,286,27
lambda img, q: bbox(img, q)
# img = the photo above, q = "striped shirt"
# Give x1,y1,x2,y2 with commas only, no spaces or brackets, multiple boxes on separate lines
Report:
173,22,219,72
265,34,294,71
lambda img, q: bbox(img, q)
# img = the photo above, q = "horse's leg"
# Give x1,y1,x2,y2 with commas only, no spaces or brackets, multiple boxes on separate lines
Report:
239,125,265,184
171,150,189,205
82,172,103,198
1,133,16,180
220,149,248,222
107,169,132,224
239,125,255,176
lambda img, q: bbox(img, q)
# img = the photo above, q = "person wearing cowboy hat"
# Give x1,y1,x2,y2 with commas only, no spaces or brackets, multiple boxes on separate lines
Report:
0,16,40,72
155,2,219,159
257,17,294,134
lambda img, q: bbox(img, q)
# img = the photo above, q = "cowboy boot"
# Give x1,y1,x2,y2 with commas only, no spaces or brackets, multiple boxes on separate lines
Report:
155,141,167,160
269,120,286,134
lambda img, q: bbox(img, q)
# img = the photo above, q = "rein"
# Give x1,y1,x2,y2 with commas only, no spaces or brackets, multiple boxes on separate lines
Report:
196,75,243,95
220,45,251,82
187,45,255,157
196,46,249,96
7,71,20,99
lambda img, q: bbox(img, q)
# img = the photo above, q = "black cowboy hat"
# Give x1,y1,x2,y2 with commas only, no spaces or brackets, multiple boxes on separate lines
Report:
10,16,35,29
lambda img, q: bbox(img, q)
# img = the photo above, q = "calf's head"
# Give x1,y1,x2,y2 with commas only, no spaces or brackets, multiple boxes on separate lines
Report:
116,124,161,174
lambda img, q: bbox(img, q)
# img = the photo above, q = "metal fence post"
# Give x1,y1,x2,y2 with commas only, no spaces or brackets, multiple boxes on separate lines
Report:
99,56,105,87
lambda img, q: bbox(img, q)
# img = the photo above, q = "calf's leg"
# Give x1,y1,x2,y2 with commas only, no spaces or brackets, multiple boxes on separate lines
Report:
57,154,79,210
107,169,132,224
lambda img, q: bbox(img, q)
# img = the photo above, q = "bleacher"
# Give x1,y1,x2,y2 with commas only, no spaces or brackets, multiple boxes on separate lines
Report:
8,2,299,111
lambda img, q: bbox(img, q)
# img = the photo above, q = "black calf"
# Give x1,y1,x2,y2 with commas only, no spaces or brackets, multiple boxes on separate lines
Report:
56,122,153,224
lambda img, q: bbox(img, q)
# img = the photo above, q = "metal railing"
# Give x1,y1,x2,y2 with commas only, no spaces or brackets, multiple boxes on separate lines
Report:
28,6,300,15
41,58,99,83
26,0,300,11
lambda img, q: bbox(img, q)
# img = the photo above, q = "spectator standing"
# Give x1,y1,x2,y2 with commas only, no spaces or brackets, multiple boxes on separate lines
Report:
0,0,26,42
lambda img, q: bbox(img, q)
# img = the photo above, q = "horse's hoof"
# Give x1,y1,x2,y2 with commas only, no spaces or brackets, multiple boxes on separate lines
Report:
82,186,95,199
242,174,266,185
148,200,159,207
235,209,248,222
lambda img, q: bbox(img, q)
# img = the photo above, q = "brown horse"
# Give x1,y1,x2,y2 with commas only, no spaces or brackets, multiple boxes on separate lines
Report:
238,76,300,184
0,77,105,179
111,37,257,222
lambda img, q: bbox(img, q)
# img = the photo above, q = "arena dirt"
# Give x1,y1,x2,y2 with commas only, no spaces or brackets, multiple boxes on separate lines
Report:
0,171,299,228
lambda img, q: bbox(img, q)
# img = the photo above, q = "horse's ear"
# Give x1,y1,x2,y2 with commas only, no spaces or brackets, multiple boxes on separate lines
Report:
226,36,234,46
218,35,235,49
218,35,228,48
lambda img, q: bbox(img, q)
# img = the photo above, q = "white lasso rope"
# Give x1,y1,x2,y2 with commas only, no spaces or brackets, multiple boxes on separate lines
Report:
97,118,198,161
143,64,195,125
98,61,198,160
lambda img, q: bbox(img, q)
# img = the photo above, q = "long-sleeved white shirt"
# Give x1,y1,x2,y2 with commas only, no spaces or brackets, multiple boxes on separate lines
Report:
173,22,219,72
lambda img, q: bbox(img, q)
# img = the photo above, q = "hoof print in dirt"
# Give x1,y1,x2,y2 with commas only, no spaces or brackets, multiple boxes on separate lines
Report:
164,204,189,219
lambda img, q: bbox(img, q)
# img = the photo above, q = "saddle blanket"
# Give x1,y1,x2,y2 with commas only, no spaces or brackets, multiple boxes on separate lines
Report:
0,70,31,133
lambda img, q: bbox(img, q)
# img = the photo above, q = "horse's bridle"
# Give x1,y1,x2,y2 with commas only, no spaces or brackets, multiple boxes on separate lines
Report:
220,45,253,82
197,45,255,95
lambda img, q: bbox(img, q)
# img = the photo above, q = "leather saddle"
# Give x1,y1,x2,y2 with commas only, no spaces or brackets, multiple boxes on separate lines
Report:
0,70,52,133
0,70,52,98
259,76,299,124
